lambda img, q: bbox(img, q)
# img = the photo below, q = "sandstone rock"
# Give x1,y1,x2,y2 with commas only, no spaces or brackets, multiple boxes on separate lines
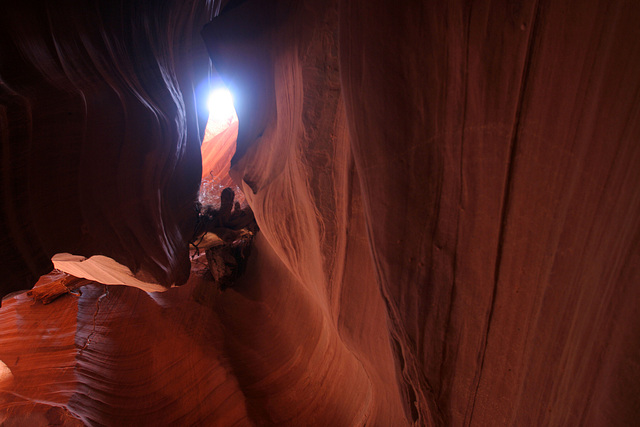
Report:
1,0,639,425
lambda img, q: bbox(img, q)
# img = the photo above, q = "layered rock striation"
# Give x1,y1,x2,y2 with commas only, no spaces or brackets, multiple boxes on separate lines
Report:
2,0,640,425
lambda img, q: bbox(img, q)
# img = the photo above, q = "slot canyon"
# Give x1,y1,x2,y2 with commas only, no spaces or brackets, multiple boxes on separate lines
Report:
1,0,639,425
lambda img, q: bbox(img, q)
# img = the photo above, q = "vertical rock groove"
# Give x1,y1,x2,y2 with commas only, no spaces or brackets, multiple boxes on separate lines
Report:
467,1,542,425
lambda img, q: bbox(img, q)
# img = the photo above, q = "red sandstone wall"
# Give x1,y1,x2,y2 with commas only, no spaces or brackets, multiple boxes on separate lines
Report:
1,0,639,425
338,1,640,424
0,0,211,293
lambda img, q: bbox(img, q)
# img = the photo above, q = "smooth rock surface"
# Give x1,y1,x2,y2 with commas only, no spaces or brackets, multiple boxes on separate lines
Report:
1,0,640,425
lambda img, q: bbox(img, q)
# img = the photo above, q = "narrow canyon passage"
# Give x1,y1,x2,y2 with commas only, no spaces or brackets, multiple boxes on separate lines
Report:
1,0,640,425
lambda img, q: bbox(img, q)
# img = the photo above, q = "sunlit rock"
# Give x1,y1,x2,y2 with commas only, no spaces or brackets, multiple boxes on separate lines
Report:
1,0,640,425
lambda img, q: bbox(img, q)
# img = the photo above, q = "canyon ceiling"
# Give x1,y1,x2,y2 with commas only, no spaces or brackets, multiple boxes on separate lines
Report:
1,0,639,425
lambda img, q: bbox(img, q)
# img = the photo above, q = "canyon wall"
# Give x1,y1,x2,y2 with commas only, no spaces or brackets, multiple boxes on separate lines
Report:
2,0,640,425
0,0,210,293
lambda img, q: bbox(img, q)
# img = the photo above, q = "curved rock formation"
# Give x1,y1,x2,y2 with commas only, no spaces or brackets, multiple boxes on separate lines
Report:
0,0,210,292
2,0,640,425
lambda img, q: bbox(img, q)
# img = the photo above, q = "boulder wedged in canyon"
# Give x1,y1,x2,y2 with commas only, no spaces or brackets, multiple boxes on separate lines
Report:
2,0,640,425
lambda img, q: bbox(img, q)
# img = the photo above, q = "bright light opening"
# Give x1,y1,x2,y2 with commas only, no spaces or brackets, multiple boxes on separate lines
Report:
199,84,242,207
207,88,235,123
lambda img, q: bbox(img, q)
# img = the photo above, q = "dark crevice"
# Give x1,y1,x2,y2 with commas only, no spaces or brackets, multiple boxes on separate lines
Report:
190,187,259,290
437,0,472,409
79,284,108,354
467,1,542,424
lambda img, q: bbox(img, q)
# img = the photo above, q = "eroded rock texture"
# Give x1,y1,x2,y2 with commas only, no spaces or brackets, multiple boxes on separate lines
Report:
2,0,640,425
0,0,210,292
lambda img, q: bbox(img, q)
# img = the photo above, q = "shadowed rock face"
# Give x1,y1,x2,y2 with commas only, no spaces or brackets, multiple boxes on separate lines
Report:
0,0,210,292
2,0,640,425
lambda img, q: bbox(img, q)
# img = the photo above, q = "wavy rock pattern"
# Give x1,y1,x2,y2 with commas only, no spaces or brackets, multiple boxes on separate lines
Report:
0,272,82,424
1,0,640,425
0,0,210,292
